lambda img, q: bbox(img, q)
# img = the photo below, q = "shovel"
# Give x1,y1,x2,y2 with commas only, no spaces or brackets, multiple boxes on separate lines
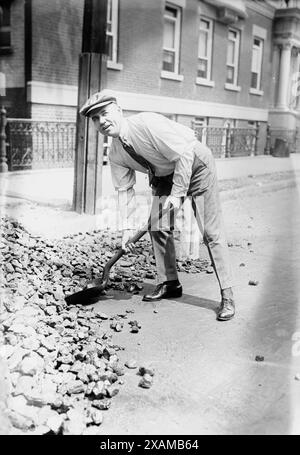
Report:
65,205,175,306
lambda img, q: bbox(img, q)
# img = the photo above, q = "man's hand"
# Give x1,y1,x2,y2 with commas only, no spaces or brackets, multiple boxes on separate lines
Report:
121,229,136,253
163,195,182,211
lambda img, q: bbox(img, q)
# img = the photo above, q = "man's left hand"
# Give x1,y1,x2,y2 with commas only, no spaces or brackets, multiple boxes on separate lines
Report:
163,195,182,211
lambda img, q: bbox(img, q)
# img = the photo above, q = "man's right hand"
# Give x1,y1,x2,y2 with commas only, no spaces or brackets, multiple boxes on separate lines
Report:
121,229,136,253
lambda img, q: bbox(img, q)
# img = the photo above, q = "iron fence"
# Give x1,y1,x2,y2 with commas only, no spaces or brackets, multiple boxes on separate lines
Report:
265,127,300,155
2,118,300,172
6,119,76,171
192,124,260,158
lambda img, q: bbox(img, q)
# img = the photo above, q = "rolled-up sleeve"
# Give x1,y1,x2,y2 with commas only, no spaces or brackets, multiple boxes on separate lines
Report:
110,160,136,191
171,151,194,198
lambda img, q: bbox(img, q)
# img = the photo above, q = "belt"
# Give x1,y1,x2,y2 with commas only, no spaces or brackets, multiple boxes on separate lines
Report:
150,173,174,187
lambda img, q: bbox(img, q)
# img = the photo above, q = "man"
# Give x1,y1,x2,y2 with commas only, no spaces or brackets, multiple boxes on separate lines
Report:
80,89,235,321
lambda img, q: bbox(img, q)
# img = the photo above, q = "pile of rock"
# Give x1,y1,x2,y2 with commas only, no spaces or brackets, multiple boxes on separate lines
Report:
0,216,208,434
0,290,128,434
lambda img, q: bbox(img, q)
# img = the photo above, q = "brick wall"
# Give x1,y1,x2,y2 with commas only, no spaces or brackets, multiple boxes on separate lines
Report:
31,103,77,122
107,0,163,93
24,0,273,139
31,0,83,86
107,0,273,111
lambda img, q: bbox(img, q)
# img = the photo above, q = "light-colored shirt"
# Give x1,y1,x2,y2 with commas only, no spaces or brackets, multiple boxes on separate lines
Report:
109,112,198,198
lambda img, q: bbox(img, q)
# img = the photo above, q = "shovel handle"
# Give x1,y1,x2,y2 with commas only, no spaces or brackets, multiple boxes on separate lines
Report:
101,228,147,279
101,206,175,284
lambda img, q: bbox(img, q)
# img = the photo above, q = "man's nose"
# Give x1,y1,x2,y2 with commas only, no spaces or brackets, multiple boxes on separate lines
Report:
99,115,106,125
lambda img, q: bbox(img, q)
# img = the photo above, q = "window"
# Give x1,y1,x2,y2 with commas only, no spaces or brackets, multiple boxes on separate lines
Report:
226,28,240,87
106,0,122,69
193,117,207,127
163,113,178,121
162,4,182,77
192,117,208,144
197,18,213,81
0,1,12,54
250,37,263,90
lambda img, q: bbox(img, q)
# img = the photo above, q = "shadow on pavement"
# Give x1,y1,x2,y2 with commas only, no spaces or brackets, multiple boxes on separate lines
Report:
137,282,219,314
177,293,219,315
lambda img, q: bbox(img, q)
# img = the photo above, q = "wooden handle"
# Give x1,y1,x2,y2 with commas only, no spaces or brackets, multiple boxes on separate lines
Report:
100,206,175,284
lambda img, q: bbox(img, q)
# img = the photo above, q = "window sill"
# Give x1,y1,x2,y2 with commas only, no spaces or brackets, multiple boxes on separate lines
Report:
161,71,184,82
224,83,241,92
249,88,264,96
196,78,215,87
107,61,123,71
0,46,13,55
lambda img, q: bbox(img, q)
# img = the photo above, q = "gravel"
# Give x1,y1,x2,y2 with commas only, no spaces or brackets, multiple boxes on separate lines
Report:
0,216,210,434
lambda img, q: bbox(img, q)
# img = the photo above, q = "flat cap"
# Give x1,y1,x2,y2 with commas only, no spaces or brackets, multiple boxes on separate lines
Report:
79,89,117,117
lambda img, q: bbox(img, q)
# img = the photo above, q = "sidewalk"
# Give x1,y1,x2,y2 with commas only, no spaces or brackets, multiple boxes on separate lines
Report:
1,154,300,207
0,154,299,239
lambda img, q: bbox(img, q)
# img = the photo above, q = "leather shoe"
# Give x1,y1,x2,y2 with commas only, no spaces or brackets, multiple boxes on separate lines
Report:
217,297,235,321
143,282,182,302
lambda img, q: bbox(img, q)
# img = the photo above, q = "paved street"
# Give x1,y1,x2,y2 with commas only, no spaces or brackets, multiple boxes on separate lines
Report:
74,174,299,435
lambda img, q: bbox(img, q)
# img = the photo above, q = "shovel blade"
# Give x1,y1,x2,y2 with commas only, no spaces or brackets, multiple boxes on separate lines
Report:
65,285,106,306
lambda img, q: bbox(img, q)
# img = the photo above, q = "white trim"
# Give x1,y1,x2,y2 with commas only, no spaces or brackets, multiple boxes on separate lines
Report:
0,72,6,96
224,83,241,92
163,3,182,75
26,82,269,121
27,81,78,106
114,90,269,121
107,61,123,71
161,71,184,81
204,0,247,18
226,28,240,87
269,107,295,114
249,88,264,96
253,25,267,41
193,116,209,145
250,36,264,91
168,0,186,7
198,16,213,82
106,0,119,64
246,0,275,20
196,78,215,87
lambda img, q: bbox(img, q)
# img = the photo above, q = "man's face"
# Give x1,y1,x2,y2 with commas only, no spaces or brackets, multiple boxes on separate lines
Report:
91,103,122,137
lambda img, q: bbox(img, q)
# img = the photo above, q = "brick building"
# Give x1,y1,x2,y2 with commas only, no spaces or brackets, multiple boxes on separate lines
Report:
0,0,300,152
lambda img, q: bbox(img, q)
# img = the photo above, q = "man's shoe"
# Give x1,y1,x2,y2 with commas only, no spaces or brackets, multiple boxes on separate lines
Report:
217,297,235,321
142,282,183,302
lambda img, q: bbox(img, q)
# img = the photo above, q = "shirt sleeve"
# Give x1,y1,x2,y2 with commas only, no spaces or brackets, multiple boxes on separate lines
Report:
117,187,137,230
109,160,136,191
170,152,194,198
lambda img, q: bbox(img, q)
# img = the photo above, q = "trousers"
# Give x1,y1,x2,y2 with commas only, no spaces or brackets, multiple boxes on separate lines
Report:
149,141,233,291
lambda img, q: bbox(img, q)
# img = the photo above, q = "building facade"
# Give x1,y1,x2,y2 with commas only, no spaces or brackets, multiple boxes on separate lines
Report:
0,0,299,153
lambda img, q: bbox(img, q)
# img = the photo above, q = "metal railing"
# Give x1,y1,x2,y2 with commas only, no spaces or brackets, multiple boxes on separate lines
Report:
192,124,260,158
265,126,300,155
0,115,299,173
6,119,76,171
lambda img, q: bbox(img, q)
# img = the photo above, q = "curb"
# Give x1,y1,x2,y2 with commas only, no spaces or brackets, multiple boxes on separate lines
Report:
220,177,298,202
